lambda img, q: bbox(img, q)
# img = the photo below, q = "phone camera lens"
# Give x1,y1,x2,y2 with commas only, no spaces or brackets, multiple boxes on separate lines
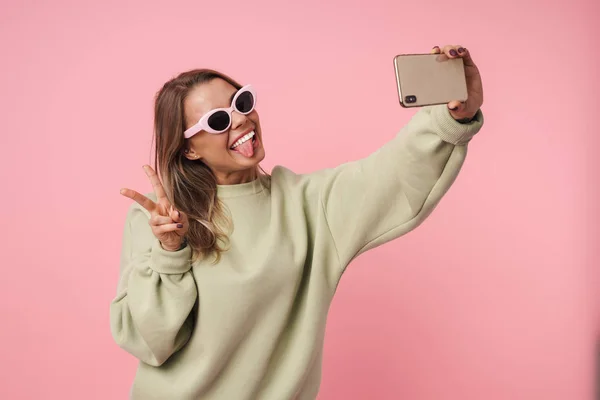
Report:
405,95,417,104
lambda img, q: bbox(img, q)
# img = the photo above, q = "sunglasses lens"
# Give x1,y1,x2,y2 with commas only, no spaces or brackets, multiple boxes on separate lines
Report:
207,111,230,132
235,90,254,114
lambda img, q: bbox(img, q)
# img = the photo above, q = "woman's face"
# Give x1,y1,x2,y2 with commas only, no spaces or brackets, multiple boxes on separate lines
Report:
183,78,265,185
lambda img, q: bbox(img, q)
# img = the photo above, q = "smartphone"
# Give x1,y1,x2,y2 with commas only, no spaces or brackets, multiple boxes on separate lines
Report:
393,53,468,108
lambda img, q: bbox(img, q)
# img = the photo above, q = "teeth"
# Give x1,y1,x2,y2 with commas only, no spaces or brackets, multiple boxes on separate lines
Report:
231,131,255,148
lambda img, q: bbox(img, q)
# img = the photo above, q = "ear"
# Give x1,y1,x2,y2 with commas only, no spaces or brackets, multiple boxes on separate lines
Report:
183,147,201,161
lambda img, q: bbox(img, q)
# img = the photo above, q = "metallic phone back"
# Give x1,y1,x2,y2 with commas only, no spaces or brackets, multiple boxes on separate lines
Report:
393,53,468,107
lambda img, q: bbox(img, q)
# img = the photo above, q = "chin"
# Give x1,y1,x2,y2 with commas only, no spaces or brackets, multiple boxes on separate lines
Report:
254,148,266,164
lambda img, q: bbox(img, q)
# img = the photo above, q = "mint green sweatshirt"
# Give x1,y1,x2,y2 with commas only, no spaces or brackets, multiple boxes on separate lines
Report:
110,105,483,399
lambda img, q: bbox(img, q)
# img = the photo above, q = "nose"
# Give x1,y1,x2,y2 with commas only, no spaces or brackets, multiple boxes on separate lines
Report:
230,110,248,130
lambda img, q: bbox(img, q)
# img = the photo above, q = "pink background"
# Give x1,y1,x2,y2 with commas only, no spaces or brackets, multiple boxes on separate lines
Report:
1,0,597,399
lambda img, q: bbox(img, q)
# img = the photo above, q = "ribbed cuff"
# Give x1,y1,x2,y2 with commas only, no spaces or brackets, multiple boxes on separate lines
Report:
149,239,193,274
429,105,484,145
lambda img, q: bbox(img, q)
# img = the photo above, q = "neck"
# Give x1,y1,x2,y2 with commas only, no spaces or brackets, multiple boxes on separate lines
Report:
214,167,258,185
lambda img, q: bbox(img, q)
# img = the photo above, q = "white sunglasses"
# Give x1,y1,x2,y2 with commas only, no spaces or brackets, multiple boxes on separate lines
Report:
183,85,257,138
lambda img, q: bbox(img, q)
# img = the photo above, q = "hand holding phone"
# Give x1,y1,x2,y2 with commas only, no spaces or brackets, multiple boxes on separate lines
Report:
393,45,484,122
393,52,468,108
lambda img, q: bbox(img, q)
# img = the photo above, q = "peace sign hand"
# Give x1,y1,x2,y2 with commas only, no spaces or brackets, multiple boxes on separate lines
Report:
120,165,188,252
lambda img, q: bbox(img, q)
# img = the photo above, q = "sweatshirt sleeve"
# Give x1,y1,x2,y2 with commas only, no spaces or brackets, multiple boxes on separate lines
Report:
319,105,483,269
109,202,197,367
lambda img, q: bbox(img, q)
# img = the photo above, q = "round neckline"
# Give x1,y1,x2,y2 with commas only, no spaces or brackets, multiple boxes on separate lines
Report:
216,179,265,198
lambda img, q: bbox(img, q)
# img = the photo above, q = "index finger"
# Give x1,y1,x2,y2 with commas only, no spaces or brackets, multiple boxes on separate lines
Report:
120,188,157,213
442,44,475,67
143,165,168,203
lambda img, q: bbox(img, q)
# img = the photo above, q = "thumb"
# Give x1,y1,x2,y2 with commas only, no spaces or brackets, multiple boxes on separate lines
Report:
448,100,472,119
170,207,186,224
447,100,465,113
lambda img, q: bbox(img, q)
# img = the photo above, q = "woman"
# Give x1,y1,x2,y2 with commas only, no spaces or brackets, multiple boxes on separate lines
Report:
111,44,484,400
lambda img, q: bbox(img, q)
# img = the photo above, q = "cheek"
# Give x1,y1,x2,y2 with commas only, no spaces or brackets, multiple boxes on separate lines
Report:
191,134,229,156
249,112,260,128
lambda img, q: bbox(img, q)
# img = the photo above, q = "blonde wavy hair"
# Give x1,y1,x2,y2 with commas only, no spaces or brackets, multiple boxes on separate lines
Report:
152,69,267,263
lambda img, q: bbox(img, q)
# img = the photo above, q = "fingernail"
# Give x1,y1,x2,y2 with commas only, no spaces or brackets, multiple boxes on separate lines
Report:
177,223,183,228
449,106,458,111
458,47,465,54
432,46,439,49
449,49,458,57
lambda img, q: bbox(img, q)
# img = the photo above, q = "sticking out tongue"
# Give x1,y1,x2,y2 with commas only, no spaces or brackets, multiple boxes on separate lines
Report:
234,139,255,158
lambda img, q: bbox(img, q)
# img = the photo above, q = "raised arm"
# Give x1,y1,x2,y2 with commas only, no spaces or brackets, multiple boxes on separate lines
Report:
319,45,484,270
109,166,197,366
